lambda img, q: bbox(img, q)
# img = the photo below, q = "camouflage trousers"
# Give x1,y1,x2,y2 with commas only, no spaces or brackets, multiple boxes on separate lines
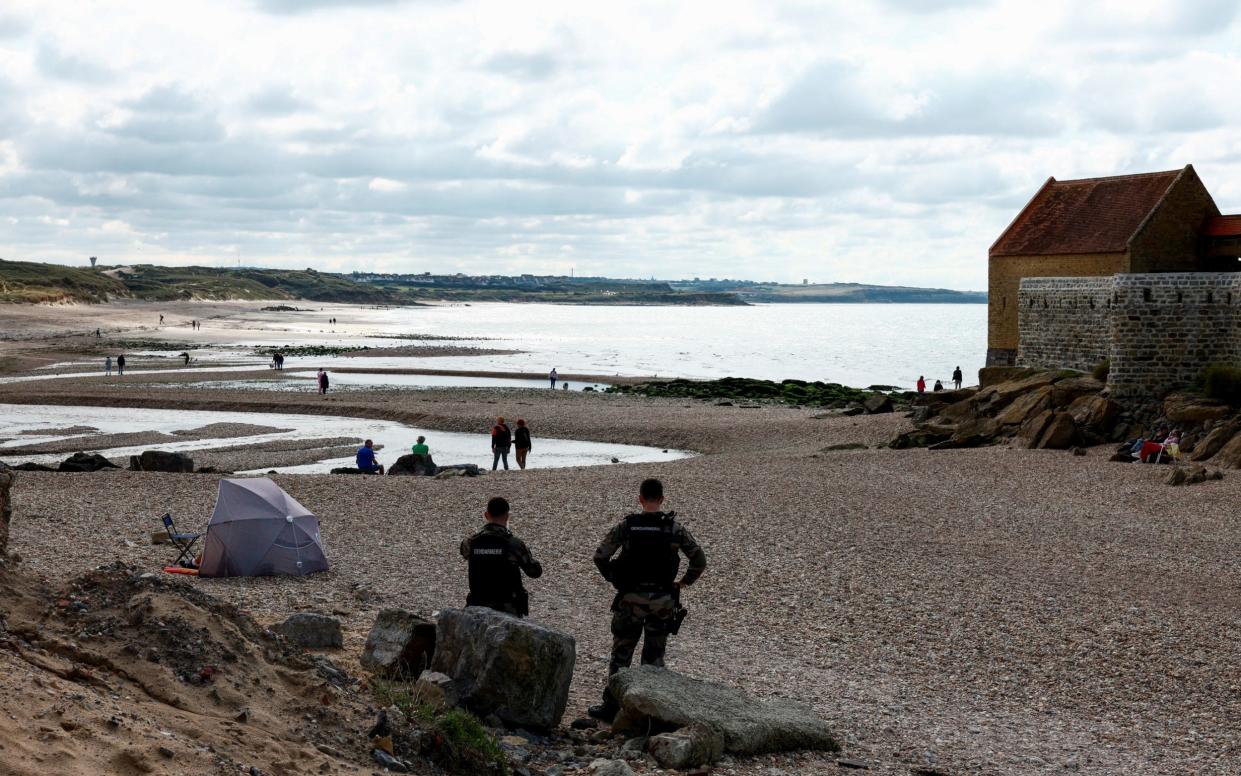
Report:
608,591,676,676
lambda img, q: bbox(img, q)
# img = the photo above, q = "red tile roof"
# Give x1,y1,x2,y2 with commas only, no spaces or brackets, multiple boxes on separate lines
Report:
1203,214,1241,238
990,169,1183,256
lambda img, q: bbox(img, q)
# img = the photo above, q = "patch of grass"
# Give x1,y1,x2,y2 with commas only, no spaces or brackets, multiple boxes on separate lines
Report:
1091,359,1110,382
371,677,508,775
1201,364,1241,405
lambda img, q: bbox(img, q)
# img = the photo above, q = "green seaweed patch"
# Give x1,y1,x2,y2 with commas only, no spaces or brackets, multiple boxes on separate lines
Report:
607,376,900,408
254,344,371,357
821,442,868,451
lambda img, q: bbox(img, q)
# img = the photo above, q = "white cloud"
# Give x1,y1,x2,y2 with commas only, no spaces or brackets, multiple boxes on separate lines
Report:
0,0,1238,288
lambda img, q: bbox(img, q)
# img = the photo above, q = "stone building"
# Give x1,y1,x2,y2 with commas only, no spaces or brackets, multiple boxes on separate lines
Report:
987,165,1234,366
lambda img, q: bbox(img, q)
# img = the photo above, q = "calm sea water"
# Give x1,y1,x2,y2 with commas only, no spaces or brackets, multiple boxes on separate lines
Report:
346,302,987,389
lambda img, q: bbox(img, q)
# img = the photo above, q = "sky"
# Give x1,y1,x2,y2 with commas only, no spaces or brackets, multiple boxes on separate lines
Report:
1,0,1239,290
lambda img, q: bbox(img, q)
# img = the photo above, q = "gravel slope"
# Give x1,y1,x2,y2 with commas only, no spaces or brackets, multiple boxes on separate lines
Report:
7,397,1241,774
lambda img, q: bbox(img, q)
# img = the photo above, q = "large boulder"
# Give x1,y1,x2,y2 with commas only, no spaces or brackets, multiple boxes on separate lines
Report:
1163,394,1233,425
0,468,11,557
1050,376,1105,408
608,666,838,757
1067,395,1120,433
58,452,119,472
1032,411,1079,450
430,607,575,731
129,450,195,473
978,372,1057,412
935,417,999,449
388,453,437,476
862,394,893,415
272,612,342,648
361,609,437,677
1211,431,1241,469
994,386,1053,427
1191,423,1240,462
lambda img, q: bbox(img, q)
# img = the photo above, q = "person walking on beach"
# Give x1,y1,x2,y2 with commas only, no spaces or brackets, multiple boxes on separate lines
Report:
105,356,112,376
514,419,532,469
317,368,329,395
356,439,385,474
952,366,963,390
159,314,164,326
460,496,542,617
181,352,190,366
491,417,512,470
589,478,707,722
916,375,925,393
274,352,284,370
549,368,558,389
116,354,126,376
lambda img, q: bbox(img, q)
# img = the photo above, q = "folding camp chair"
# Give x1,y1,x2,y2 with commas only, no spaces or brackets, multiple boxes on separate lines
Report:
161,513,202,568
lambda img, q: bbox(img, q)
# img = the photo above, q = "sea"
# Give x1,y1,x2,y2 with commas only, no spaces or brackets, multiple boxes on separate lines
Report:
301,302,988,390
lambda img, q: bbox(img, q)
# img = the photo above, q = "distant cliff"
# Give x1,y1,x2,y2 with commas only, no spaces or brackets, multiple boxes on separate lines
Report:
735,283,986,304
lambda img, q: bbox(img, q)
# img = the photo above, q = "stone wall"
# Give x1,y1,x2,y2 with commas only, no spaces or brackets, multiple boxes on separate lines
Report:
987,252,1126,365
1017,273,1241,398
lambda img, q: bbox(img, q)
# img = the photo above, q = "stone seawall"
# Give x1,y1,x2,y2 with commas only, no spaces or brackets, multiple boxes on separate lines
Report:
1018,273,1241,398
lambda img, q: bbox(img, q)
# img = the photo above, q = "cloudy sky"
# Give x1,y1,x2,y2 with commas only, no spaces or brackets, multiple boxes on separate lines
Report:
1,0,1239,289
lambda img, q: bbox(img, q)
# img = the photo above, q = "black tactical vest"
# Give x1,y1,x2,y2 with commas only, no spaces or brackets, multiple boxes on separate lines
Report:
614,512,679,592
467,530,522,608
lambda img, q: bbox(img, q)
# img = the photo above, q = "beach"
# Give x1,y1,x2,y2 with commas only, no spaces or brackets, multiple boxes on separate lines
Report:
2,302,1240,774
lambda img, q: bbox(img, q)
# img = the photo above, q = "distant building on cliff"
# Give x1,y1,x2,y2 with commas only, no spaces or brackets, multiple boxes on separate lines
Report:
990,165,1241,398
986,165,1241,367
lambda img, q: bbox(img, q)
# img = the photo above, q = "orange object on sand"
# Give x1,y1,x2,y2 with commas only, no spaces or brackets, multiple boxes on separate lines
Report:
163,566,199,576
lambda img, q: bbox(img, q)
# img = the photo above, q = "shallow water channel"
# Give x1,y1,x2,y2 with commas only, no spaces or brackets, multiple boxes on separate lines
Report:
0,404,690,473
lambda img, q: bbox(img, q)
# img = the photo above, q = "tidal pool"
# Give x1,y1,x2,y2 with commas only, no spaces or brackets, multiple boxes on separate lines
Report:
0,404,690,473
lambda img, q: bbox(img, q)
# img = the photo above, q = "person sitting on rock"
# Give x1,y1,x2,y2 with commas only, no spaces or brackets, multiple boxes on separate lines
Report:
411,435,429,456
460,496,542,618
933,379,944,392
356,439,384,474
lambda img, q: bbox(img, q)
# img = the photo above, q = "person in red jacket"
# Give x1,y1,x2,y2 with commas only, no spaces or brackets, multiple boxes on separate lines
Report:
916,375,926,393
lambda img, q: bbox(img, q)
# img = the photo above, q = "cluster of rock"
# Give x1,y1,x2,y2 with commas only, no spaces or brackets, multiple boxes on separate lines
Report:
3,449,224,474
612,376,903,410
330,457,483,478
891,370,1118,450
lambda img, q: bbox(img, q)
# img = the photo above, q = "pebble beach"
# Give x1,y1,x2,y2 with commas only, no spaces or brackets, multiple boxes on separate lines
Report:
2,302,1241,774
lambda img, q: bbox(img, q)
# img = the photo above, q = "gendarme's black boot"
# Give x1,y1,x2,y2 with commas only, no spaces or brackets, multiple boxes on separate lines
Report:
587,701,618,723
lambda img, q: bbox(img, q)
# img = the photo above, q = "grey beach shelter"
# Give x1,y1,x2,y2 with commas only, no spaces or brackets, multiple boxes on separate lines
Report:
198,478,329,578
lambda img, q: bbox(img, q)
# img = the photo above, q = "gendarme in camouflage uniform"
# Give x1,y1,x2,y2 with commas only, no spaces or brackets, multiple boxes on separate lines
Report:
460,521,542,617
593,509,707,677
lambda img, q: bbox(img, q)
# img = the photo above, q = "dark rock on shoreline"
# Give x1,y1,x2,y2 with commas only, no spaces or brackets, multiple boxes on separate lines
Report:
58,452,120,472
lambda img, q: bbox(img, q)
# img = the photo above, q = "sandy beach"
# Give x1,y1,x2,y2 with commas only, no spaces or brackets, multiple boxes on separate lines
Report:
3,302,1241,775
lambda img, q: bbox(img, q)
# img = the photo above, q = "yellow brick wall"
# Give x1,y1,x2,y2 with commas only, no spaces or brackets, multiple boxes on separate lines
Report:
1129,169,1219,273
987,252,1127,352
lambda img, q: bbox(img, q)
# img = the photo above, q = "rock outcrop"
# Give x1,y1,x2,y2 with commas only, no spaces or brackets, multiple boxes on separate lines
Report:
361,608,437,677
129,450,195,473
388,453,437,476
272,612,343,649
430,607,575,731
608,666,838,758
58,452,120,472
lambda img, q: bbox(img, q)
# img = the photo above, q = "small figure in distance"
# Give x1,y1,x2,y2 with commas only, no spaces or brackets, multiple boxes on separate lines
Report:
116,354,126,376
356,439,384,474
589,478,707,723
952,365,963,390
181,352,190,366
491,416,512,471
460,496,543,617
933,379,943,392
159,314,164,326
317,368,329,395
514,419,532,470
916,375,925,393
105,355,112,376
549,367,558,389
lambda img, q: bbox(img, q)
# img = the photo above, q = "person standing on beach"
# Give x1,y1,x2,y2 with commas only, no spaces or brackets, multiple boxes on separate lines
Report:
105,356,112,376
916,375,925,393
491,417,512,470
116,354,126,376
952,366,963,390
514,419,532,469
317,368,330,394
589,478,707,722
181,352,190,366
460,496,542,617
159,314,164,326
549,368,558,389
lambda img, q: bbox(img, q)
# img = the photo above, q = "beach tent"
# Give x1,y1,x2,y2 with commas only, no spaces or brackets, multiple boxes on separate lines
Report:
198,478,329,578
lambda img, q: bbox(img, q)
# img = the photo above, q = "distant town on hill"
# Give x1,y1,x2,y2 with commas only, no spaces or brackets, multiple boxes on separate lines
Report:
0,258,986,306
